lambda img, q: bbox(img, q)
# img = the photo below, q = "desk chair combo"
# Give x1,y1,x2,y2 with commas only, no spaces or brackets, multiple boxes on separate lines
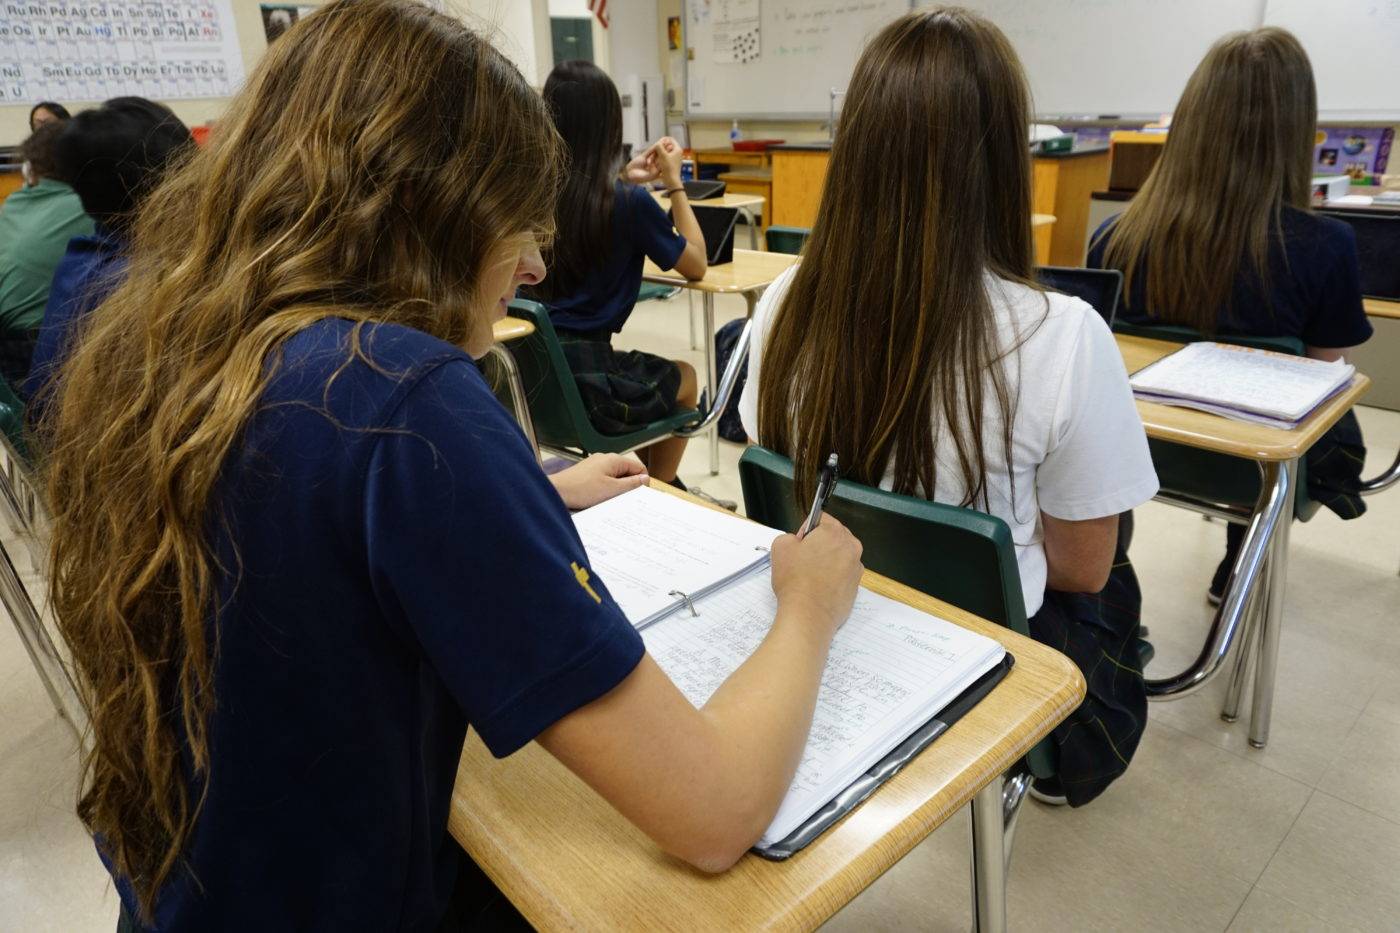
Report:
493,298,747,466
1112,322,1400,746
737,446,1129,894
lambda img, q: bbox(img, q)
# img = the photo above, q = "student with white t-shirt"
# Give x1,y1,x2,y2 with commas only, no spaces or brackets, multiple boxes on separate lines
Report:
738,7,1160,807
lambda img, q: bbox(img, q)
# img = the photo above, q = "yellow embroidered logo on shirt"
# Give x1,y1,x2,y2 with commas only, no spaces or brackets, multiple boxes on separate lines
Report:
571,561,601,603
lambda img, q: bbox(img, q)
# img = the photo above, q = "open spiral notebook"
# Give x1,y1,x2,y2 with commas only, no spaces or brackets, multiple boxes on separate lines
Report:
572,487,1008,853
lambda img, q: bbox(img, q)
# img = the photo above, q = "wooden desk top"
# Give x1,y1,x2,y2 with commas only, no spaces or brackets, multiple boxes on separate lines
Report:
1032,213,1055,228
650,189,766,212
1364,298,1400,321
491,317,534,343
449,483,1084,931
1117,334,1373,461
644,248,800,295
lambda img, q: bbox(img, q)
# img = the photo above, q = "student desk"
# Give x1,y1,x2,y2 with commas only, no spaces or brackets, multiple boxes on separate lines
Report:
650,189,766,250
489,317,538,461
1357,299,1400,412
1116,334,1373,748
448,483,1085,933
642,249,801,474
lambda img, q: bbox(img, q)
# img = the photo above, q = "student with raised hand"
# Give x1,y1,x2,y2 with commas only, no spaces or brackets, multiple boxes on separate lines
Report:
524,60,706,488
1087,28,1371,604
739,7,1159,807
43,2,862,928
0,121,94,387
24,97,193,413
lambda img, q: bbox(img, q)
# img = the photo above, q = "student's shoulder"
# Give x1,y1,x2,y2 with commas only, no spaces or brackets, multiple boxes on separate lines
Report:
1282,206,1357,257
989,273,1102,345
270,318,485,417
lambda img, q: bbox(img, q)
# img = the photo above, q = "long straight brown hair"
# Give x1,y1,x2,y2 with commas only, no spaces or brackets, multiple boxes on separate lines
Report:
757,7,1036,508
1097,28,1317,331
42,0,560,921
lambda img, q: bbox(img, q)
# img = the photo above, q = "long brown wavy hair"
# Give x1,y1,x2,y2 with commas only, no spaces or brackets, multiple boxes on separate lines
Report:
756,7,1036,508
42,0,560,921
1096,28,1316,332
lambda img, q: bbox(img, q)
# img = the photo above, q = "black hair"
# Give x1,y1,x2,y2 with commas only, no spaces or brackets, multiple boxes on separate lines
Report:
527,60,624,303
20,121,66,182
29,101,71,130
52,97,194,232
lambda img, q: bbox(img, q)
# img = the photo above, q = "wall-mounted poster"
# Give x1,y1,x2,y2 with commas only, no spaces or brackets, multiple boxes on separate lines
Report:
261,5,319,44
0,0,246,103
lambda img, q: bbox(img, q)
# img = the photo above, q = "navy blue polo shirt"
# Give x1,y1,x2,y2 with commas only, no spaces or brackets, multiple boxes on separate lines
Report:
1087,206,1373,348
543,180,687,334
115,318,643,930
23,227,128,412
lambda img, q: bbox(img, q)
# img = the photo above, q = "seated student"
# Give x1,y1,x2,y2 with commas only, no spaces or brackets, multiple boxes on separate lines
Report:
739,8,1159,807
0,121,94,387
1087,27,1371,603
24,97,193,412
28,101,70,133
44,2,863,928
524,60,706,487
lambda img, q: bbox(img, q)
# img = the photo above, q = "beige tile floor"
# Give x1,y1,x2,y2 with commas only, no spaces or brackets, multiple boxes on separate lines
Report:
4,288,1400,931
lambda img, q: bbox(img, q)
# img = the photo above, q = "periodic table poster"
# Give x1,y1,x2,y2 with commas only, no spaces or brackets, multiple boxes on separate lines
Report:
0,1,245,104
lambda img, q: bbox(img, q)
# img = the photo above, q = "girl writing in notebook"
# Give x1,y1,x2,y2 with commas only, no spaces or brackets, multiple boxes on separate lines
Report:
739,8,1160,807
1088,28,1372,604
525,60,707,488
43,3,861,928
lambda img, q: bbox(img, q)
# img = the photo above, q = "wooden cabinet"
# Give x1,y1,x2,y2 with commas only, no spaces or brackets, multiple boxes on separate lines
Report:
770,148,830,228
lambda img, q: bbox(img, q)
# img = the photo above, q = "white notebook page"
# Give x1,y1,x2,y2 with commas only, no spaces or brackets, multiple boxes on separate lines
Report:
572,486,781,628
643,568,1005,846
1129,342,1353,421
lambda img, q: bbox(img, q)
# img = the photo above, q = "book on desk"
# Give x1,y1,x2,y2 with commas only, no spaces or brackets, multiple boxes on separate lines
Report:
1129,341,1355,430
572,486,1009,856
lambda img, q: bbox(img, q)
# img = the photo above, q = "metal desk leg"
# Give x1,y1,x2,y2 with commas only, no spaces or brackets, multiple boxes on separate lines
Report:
1248,458,1298,749
969,775,1008,933
702,292,718,475
1221,554,1266,723
688,291,698,350
741,206,758,250
487,344,540,465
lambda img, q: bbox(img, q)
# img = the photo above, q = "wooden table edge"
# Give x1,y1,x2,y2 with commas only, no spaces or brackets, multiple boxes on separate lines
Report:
642,249,801,294
449,480,1086,931
1364,298,1400,321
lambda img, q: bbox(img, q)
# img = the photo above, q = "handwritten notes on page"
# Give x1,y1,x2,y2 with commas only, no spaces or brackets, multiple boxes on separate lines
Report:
643,568,1005,846
572,486,779,629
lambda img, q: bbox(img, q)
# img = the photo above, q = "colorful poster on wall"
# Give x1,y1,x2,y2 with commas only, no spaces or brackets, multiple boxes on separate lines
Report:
1313,127,1393,179
0,0,246,103
668,15,681,50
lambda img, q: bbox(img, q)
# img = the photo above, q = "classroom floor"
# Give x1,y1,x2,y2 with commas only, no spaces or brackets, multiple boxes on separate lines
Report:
4,288,1400,931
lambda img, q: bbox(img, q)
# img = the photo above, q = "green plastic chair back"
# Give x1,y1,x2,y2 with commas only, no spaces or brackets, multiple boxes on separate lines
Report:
738,445,1055,778
764,225,810,255
637,282,677,303
1112,322,1318,521
0,378,28,463
504,299,700,456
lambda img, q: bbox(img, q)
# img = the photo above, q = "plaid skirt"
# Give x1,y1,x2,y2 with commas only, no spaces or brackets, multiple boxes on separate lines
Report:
1028,512,1147,807
557,330,682,436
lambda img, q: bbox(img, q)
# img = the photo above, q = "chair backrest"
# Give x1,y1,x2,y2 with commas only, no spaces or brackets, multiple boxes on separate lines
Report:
1111,321,1315,518
0,378,27,463
739,445,1055,779
764,225,810,255
1318,209,1400,300
1036,266,1124,325
738,446,1028,634
502,299,605,453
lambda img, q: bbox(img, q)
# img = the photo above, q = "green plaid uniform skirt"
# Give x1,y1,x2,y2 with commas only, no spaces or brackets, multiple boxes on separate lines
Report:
557,330,682,436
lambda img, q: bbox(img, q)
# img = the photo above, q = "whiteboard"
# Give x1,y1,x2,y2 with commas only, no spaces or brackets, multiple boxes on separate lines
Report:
939,0,1266,118
684,0,912,117
1265,0,1400,120
0,1,245,104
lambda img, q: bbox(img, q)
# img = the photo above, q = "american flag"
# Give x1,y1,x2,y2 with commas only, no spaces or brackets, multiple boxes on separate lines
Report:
587,0,608,28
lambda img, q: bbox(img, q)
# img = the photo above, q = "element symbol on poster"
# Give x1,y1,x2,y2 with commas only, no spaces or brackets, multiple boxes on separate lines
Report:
713,0,760,64
0,0,246,104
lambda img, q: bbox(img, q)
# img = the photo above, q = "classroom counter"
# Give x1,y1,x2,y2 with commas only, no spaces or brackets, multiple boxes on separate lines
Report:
770,141,1107,263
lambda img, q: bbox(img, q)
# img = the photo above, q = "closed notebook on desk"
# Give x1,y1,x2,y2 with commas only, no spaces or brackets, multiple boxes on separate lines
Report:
573,487,1008,853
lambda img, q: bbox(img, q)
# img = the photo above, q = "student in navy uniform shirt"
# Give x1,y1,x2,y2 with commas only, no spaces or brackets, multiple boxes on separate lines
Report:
23,97,192,417
525,60,708,487
1088,27,1371,601
44,4,864,930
